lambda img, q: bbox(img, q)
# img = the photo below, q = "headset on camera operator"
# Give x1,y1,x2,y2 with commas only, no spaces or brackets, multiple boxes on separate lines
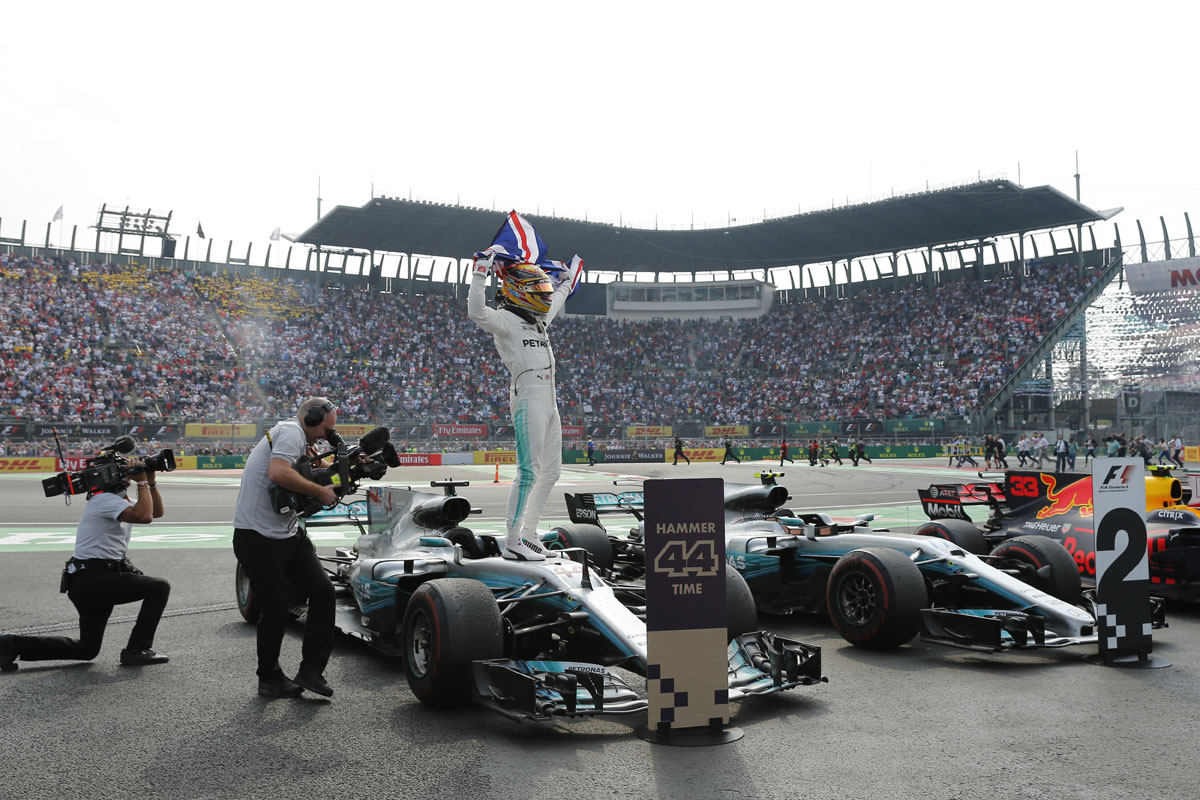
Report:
1,437,172,672
232,397,342,699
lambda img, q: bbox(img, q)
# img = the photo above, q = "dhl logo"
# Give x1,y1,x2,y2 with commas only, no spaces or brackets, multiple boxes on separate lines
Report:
1036,475,1094,519
627,425,670,436
706,425,747,436
0,458,50,471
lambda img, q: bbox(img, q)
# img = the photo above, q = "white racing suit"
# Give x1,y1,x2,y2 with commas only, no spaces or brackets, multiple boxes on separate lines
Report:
468,271,574,545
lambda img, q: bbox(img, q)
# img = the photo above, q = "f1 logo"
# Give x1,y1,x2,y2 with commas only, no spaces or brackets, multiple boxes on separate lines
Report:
1102,465,1134,486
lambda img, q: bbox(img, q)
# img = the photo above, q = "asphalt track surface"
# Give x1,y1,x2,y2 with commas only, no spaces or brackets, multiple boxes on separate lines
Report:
2,458,1198,800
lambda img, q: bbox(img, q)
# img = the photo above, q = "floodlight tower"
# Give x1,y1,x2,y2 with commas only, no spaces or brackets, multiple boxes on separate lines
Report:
94,205,175,258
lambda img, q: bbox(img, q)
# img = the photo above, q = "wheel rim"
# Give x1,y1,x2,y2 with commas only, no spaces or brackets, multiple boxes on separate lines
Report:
407,609,433,678
837,573,877,624
236,569,251,612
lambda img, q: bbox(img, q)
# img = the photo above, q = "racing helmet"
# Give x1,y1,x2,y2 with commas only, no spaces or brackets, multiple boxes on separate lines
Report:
499,263,554,315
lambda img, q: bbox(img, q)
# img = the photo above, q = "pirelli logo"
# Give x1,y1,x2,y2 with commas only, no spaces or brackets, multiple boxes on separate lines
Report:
483,451,517,464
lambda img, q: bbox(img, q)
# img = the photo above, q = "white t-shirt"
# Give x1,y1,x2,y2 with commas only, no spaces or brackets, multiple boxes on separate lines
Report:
233,418,306,538
74,491,133,560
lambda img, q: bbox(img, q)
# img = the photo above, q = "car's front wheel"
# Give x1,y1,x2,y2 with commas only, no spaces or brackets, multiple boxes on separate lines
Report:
826,547,926,648
403,578,504,707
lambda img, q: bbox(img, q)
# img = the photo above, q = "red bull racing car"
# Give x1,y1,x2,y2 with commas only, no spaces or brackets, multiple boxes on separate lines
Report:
917,466,1200,602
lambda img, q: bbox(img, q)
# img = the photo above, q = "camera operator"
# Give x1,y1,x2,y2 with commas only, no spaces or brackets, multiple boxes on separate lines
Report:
0,459,170,672
232,397,339,699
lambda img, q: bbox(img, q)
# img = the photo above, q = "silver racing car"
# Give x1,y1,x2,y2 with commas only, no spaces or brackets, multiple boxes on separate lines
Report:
553,473,1167,653
235,479,825,721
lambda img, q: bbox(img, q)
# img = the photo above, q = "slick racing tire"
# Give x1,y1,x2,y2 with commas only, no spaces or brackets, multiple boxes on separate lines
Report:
726,568,759,638
988,535,1081,603
549,523,616,572
914,519,988,555
826,547,926,649
235,562,305,624
403,578,504,707
235,561,259,623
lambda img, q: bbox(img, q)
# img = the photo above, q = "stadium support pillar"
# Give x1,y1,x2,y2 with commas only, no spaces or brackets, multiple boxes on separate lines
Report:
1046,354,1055,431
1160,217,1171,260
1017,233,1025,288
1186,212,1195,258
1081,325,1090,433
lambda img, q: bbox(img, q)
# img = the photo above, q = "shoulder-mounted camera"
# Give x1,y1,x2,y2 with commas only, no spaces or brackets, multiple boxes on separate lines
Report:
269,426,400,517
42,436,175,499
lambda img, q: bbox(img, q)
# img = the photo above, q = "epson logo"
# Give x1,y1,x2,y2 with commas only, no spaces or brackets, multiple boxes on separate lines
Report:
522,339,549,348
575,508,598,521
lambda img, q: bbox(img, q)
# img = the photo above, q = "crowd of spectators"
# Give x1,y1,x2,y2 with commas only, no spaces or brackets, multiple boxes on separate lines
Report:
0,256,262,422
2,253,1099,439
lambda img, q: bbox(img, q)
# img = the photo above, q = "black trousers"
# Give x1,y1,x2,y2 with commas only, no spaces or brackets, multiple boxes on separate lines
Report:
12,568,170,662
233,529,335,679
722,448,740,464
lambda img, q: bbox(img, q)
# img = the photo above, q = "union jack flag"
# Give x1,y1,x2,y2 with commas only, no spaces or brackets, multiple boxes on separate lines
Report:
475,211,547,267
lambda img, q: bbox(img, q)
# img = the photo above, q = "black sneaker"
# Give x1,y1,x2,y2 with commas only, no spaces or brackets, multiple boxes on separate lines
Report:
119,648,169,666
0,634,18,672
258,674,304,698
294,670,333,697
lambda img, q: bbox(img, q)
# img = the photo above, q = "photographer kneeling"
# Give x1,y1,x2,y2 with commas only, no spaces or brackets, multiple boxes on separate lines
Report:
233,397,339,699
1,459,169,671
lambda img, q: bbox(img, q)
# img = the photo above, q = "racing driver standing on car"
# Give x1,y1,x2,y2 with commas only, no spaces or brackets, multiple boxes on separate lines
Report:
469,213,582,561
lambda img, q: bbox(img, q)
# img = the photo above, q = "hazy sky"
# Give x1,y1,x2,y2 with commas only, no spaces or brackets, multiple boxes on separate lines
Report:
4,1,1199,258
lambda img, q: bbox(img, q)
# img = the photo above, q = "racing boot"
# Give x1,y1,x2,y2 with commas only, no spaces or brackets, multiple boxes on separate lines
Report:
503,536,547,561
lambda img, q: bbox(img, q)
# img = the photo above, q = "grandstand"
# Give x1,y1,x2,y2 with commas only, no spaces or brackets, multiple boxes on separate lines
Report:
1,180,1198,455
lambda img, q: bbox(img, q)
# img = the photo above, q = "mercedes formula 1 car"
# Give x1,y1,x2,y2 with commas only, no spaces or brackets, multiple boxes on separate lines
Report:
551,473,1166,653
234,479,825,722
916,466,1200,602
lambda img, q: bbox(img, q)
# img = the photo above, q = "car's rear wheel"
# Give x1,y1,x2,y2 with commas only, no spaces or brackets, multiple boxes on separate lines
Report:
826,547,926,649
988,535,1081,603
235,561,258,623
915,519,988,555
549,523,616,571
403,578,504,707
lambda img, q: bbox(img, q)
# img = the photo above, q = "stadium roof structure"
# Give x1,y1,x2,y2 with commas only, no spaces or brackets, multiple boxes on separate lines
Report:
295,179,1113,273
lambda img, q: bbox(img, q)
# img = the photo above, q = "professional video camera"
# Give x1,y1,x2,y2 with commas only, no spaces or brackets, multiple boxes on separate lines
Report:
270,425,400,517
42,435,176,499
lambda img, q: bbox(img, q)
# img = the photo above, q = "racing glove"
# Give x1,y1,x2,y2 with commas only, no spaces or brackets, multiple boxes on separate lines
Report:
472,244,514,278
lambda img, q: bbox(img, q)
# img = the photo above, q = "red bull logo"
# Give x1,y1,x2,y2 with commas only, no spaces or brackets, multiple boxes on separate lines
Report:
1036,475,1094,519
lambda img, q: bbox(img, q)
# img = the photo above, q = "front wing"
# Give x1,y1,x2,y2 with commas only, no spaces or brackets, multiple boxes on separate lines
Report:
470,632,825,722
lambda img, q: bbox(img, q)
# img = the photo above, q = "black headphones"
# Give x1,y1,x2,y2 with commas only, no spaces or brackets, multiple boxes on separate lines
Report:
303,400,333,427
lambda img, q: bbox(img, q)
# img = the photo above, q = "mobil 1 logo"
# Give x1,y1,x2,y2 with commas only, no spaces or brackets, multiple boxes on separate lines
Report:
643,478,729,732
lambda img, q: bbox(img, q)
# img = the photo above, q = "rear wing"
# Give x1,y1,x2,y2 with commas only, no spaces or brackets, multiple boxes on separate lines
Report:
564,490,646,525
917,481,1006,521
